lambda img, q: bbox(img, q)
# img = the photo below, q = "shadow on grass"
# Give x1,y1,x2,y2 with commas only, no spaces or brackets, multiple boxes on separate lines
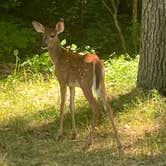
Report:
108,88,151,113
0,88,166,165
0,114,165,165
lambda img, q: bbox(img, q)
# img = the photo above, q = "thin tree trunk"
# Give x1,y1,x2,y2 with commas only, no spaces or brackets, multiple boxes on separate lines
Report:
79,0,85,26
112,13,127,53
137,0,166,92
102,0,126,53
132,0,138,53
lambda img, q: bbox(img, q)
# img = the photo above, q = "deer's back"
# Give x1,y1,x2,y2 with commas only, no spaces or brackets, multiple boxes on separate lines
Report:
55,49,102,87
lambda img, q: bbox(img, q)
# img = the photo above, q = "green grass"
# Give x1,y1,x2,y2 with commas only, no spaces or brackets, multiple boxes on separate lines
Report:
0,56,166,165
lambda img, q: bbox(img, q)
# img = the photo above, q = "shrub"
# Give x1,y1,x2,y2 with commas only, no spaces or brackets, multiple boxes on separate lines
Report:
0,20,37,61
21,52,53,74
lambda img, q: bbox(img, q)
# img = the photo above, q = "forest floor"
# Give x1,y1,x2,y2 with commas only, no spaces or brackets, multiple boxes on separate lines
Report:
0,56,166,166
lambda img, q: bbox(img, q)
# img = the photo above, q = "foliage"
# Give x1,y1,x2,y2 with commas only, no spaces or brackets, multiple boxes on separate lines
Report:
0,55,165,165
21,52,53,74
104,55,138,92
0,0,141,62
0,20,37,61
0,0,22,11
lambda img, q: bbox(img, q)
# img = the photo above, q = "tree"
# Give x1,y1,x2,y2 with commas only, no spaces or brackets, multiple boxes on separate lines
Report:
137,0,166,93
132,0,139,53
102,0,127,53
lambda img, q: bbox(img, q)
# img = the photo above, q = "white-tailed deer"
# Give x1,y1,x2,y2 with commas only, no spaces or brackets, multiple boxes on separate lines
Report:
32,19,122,152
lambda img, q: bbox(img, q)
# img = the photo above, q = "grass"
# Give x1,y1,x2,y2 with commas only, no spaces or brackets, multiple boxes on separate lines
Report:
0,56,166,165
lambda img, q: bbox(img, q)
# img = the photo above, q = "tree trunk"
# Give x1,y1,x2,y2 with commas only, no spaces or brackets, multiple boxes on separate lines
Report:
137,0,166,92
132,0,138,53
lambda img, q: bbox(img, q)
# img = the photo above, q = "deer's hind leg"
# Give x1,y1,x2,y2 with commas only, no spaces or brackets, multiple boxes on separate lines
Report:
99,84,123,153
80,83,100,148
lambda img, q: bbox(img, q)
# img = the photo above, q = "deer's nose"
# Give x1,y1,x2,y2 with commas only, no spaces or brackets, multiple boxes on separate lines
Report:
41,41,48,50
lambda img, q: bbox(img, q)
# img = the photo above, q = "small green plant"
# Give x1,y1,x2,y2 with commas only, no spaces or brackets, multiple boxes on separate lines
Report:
13,49,21,74
21,52,53,74
62,39,96,55
104,55,138,92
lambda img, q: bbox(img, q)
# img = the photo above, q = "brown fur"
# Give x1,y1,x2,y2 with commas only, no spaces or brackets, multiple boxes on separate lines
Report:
32,20,123,152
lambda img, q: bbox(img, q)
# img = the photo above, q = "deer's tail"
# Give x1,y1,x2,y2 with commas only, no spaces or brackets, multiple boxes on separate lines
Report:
92,61,105,99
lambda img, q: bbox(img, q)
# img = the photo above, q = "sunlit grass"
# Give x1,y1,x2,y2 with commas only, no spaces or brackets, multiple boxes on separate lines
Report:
0,56,165,165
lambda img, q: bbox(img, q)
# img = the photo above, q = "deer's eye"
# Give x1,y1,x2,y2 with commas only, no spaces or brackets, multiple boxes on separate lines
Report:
51,34,55,38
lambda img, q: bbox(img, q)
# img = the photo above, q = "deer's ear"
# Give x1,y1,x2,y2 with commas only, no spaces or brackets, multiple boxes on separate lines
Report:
32,20,45,33
55,20,65,35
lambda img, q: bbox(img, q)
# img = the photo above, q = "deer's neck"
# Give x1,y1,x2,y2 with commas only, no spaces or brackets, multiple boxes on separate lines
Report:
48,39,62,66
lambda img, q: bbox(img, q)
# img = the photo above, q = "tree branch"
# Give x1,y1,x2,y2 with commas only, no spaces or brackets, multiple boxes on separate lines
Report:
102,0,113,16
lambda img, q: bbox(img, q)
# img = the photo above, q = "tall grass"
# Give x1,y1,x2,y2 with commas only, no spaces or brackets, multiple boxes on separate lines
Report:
0,54,165,165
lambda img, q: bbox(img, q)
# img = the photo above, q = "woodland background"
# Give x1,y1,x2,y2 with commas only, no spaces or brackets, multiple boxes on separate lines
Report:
0,0,141,62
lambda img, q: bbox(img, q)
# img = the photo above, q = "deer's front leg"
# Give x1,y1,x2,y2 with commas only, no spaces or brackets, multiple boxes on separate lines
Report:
58,83,67,141
69,86,77,139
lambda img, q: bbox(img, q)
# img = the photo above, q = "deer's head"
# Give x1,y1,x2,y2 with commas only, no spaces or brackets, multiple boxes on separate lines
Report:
32,19,64,50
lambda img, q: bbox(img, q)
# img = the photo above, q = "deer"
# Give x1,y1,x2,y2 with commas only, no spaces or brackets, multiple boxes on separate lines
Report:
32,19,123,152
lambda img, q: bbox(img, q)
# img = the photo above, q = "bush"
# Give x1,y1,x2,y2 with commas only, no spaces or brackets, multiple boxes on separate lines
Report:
21,52,53,74
0,20,37,62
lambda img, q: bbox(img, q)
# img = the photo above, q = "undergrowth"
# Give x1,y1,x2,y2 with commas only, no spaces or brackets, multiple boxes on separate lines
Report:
0,54,165,166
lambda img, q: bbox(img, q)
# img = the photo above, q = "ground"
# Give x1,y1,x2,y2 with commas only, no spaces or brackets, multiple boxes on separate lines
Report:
0,56,165,165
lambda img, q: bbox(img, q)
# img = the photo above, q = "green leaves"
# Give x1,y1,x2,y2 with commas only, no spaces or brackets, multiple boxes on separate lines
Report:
0,21,36,60
13,49,19,57
21,52,53,74
60,39,67,46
